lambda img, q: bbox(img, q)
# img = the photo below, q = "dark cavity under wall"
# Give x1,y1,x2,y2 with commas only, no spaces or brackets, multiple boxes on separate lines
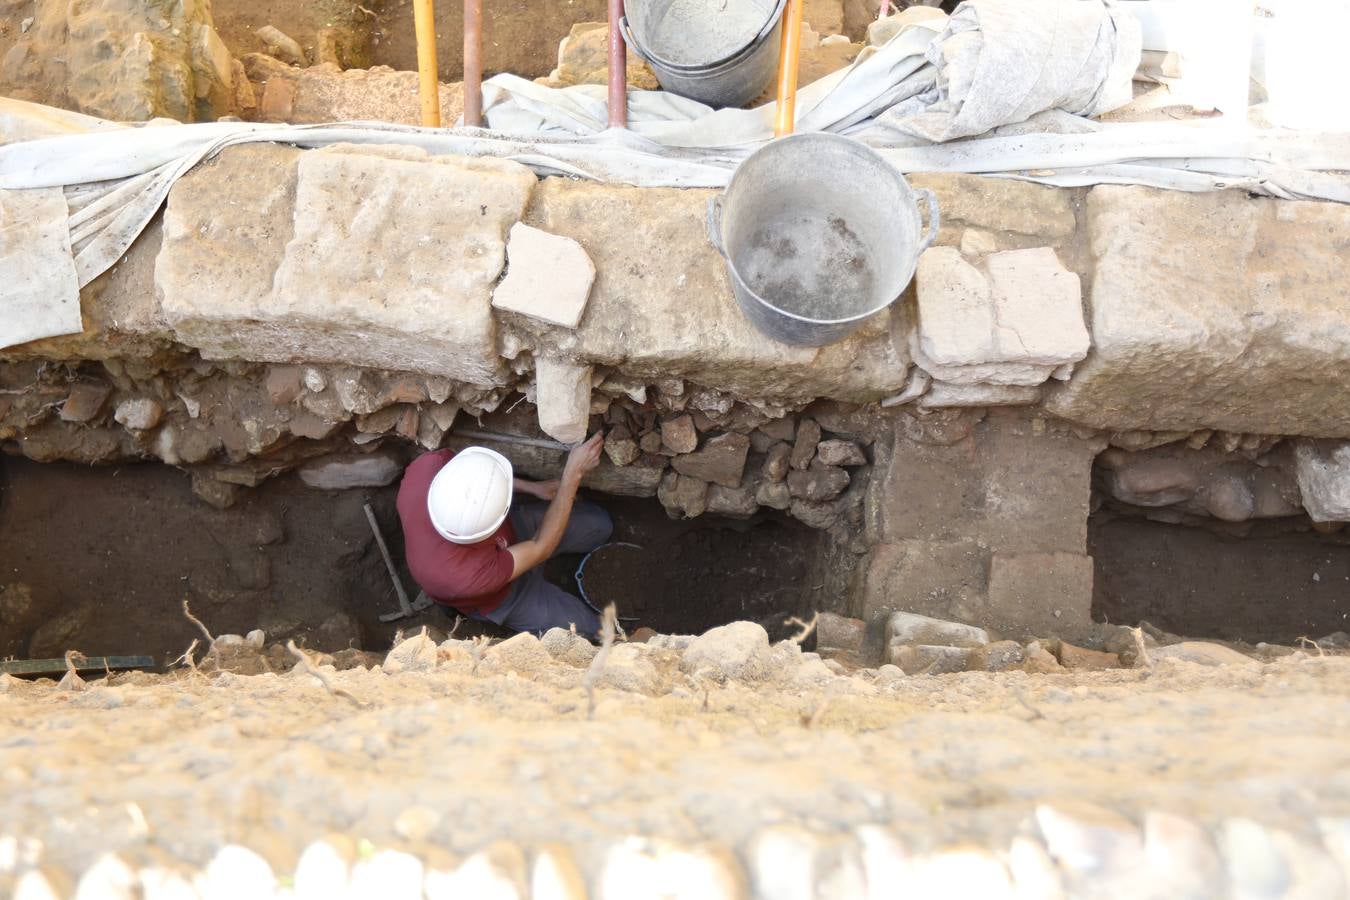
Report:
0,457,827,662
1091,512,1350,644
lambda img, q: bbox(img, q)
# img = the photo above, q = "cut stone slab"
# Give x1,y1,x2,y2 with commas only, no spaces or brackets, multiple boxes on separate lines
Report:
299,452,402,490
888,643,972,675
887,611,989,648
1046,187,1350,437
859,539,988,627
535,357,592,445
985,552,1095,641
908,173,1078,242
492,223,596,329
1152,641,1259,668
918,381,1043,408
1294,440,1350,523
159,145,533,385
671,432,750,489
523,180,911,403
912,246,1087,386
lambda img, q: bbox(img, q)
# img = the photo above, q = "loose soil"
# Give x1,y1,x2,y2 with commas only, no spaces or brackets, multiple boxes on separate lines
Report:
1091,512,1350,644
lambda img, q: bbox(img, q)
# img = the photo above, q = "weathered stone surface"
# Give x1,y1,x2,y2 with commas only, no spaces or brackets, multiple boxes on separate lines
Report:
707,484,759,518
908,173,1078,241
887,610,989,648
247,54,466,125
787,462,850,502
658,472,709,519
874,412,1099,553
986,552,1095,641
755,480,792,510
888,643,971,674
523,180,911,402
919,381,1042,408
791,418,822,470
970,640,1025,672
1294,440,1350,523
113,398,163,431
1055,642,1120,671
913,247,1087,385
860,539,987,626
1047,187,1350,437
492,223,596,329
681,621,772,681
816,439,866,467
1152,642,1259,668
536,357,592,445
671,433,750,489
816,612,867,653
160,146,532,385
548,22,659,89
59,383,111,423
298,452,402,490
661,415,698,455
762,442,792,482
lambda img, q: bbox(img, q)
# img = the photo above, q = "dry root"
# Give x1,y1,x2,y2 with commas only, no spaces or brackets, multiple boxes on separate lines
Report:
583,604,618,721
286,640,365,707
181,599,219,671
785,613,819,645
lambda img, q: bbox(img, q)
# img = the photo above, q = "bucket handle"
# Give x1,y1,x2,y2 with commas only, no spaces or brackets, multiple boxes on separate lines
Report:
617,17,651,67
706,195,727,257
915,188,940,252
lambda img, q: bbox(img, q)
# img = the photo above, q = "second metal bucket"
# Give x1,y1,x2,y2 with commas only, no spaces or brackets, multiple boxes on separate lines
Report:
707,133,939,347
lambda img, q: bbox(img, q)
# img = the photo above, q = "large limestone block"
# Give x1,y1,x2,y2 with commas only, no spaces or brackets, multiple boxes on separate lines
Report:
913,247,1087,382
522,180,910,403
536,357,592,445
984,552,1095,641
1046,187,1350,437
858,539,988,626
160,146,534,385
873,412,1099,553
907,174,1077,242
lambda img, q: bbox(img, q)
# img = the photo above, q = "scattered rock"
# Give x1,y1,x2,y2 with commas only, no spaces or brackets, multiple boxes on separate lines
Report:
1152,642,1259,668
384,631,438,674
672,432,750,489
604,426,640,467
484,632,552,674
970,640,1025,672
660,415,699,454
1055,642,1121,671
755,480,791,510
658,472,710,519
59,383,112,423
762,442,792,482
639,431,664,455
887,611,989,648
816,612,867,654
256,25,306,66
541,627,598,667
790,499,839,530
28,603,94,658
597,643,660,693
816,439,867,467
1294,440,1350,523
787,462,850,502
492,223,596,329
191,471,241,509
299,452,402,489
265,366,304,405
681,621,772,681
113,398,164,431
889,643,971,675
1023,641,1064,673
707,484,759,518
791,418,822,470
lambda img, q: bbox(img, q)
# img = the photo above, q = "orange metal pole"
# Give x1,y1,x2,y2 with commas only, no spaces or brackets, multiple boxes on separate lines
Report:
607,0,627,128
413,0,441,126
463,0,484,127
774,0,804,137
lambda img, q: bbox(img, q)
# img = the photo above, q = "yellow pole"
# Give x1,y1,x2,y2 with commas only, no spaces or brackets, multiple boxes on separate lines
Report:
774,0,804,137
413,0,441,127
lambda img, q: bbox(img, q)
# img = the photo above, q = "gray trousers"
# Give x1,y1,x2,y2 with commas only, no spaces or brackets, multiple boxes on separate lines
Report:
472,499,612,638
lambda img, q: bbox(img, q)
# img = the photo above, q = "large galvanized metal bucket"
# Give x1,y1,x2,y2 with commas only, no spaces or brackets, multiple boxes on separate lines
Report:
620,0,786,108
706,133,939,347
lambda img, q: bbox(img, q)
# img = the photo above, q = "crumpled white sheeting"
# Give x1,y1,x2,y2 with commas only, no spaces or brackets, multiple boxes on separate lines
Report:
0,187,81,348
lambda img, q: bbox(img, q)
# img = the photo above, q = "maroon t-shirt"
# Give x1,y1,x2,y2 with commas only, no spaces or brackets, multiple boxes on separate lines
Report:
396,449,517,613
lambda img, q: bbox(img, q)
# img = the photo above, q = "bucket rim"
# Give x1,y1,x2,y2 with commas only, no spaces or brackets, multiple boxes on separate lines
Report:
719,133,925,328
624,0,787,73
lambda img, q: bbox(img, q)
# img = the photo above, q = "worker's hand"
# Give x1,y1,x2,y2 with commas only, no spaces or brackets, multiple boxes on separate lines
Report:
562,433,604,487
517,479,561,501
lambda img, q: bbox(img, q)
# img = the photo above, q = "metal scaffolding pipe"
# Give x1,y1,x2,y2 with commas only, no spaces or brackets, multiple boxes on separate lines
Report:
463,0,484,127
607,0,628,129
413,0,441,126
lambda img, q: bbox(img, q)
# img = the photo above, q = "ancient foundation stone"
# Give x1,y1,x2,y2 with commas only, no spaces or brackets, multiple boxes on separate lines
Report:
984,552,1095,641
159,145,533,385
859,539,988,626
535,357,592,445
1046,187,1350,437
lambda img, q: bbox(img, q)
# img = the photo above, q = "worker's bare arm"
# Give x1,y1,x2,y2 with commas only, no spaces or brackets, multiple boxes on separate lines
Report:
506,434,603,581
514,478,561,500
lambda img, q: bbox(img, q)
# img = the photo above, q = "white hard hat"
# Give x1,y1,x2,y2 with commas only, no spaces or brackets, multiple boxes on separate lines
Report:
427,446,514,545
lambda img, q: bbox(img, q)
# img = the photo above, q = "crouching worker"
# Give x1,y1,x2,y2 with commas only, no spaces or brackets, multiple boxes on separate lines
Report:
396,434,611,637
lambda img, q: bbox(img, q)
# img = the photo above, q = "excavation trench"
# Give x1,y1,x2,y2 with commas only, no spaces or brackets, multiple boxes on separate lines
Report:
0,455,828,664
